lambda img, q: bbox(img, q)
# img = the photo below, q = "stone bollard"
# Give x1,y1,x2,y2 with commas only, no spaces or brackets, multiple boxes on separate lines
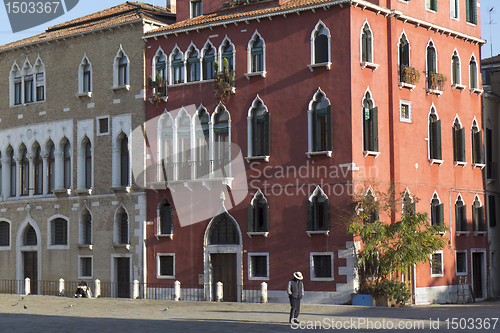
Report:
216,281,223,302
24,277,30,295
174,280,181,301
261,282,268,303
133,279,140,299
59,278,65,296
94,279,101,298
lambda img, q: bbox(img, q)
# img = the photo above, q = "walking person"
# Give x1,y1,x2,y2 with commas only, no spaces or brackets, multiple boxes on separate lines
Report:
287,271,304,324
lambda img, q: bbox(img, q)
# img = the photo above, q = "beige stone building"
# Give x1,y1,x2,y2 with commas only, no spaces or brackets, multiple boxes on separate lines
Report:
0,2,174,297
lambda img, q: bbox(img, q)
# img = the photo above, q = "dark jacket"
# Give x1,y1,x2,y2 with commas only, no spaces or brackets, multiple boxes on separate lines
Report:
287,278,304,299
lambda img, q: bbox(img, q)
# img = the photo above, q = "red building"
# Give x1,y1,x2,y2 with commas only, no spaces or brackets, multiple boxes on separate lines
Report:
143,0,487,304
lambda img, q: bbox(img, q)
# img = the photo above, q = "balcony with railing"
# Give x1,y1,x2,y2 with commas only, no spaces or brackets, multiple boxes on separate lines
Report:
398,66,420,90
426,72,446,96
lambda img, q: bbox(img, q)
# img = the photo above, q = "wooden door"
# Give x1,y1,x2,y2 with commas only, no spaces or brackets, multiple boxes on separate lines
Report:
403,265,415,304
117,258,130,298
472,252,483,299
211,253,237,302
23,252,37,295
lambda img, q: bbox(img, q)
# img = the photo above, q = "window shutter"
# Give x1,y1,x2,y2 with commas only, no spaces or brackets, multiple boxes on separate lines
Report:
312,110,318,152
263,202,269,232
307,200,313,231
252,112,258,156
452,128,457,161
431,119,442,160
248,203,255,232
326,105,333,151
461,205,467,231
361,33,368,62
432,0,437,11
455,203,460,231
466,0,470,22
363,110,369,151
489,195,497,227
367,32,372,63
478,206,485,231
264,112,271,156
473,0,477,24
459,128,466,162
411,201,416,215
437,203,444,226
371,107,379,152
472,205,478,231
324,198,330,231
474,130,483,164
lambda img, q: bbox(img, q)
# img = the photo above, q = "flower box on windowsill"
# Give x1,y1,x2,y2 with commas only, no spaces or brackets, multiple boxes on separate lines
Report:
155,233,173,240
78,244,93,250
472,163,486,170
398,82,416,90
244,71,266,80
454,161,467,167
451,84,466,91
429,159,444,166
363,151,380,158
76,188,92,195
473,231,487,237
76,92,92,98
247,231,269,238
470,88,483,96
306,151,332,158
245,155,270,162
111,85,130,91
360,62,379,71
307,62,331,72
112,244,130,250
455,231,470,236
306,230,329,237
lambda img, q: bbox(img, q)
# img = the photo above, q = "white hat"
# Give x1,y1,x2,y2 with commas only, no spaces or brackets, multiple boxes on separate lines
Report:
293,271,303,280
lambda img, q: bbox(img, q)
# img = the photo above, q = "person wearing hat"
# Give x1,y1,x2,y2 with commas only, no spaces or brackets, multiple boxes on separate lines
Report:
287,271,304,324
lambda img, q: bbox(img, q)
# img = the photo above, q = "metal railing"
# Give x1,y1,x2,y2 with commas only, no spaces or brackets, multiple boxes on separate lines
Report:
399,66,418,85
0,280,24,295
240,285,262,303
426,72,446,91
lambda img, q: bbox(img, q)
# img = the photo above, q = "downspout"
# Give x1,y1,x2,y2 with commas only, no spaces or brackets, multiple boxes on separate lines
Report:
143,219,147,298
386,0,396,224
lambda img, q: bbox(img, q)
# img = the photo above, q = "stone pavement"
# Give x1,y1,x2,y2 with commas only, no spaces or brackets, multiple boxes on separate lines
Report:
0,294,499,332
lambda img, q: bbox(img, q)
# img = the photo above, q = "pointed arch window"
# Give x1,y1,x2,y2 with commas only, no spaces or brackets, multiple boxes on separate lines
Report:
429,108,442,162
455,195,467,232
363,91,378,154
213,105,230,176
361,188,379,224
469,56,478,89
472,196,485,232
186,45,200,83
85,140,92,189
248,190,269,235
176,111,192,180
158,199,173,236
402,189,415,215
361,23,373,63
202,43,215,80
34,59,45,102
471,120,484,166
10,63,22,105
51,218,68,246
398,33,415,86
451,51,461,86
20,146,29,196
430,193,444,226
194,106,210,178
209,213,239,245
310,20,331,70
118,55,128,86
248,97,270,159
453,118,465,163
120,135,130,186
82,59,91,93
308,91,332,155
34,146,43,195
247,31,266,76
307,186,330,234
82,210,92,245
154,49,167,91
221,39,235,74
63,141,71,189
24,225,37,246
159,114,174,181
171,48,184,85
118,209,129,244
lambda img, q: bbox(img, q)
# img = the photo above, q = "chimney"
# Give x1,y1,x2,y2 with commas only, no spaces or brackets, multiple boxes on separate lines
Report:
166,0,176,13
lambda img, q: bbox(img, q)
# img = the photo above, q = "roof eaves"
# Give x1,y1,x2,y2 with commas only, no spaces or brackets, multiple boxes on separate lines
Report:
144,0,350,39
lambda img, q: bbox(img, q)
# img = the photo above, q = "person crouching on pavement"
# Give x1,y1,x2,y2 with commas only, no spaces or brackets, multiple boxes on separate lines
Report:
75,281,88,298
287,271,304,324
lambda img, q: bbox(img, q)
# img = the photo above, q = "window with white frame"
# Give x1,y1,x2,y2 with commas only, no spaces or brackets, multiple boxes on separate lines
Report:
398,33,413,85
308,88,332,154
361,22,373,63
428,107,442,161
455,194,467,232
170,46,184,85
0,221,10,247
472,195,485,232
116,208,129,245
194,105,210,179
400,100,411,122
402,189,415,215
212,104,231,175
113,47,129,88
456,251,467,274
158,198,173,236
471,120,484,165
426,0,437,11
310,20,331,68
363,91,378,153
466,0,477,24
190,0,202,18
63,140,71,189
186,43,200,82
362,187,379,223
248,253,269,280
78,56,92,95
469,56,478,89
310,252,334,280
81,209,92,245
119,134,130,187
176,109,192,181
453,117,465,163
431,252,443,276
33,56,45,102
248,190,269,234
153,48,167,91
159,112,174,181
248,96,270,158
158,254,175,278
79,256,92,278
247,30,265,75
450,0,459,19
202,41,216,80
20,145,29,196
97,116,110,135
47,142,55,194
50,218,68,246
307,186,329,232
9,58,45,106
430,192,444,226
220,37,235,74
451,51,461,85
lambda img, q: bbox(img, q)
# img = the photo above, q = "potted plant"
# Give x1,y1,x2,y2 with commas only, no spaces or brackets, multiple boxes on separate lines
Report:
427,73,447,91
147,73,166,106
400,66,420,85
214,59,235,104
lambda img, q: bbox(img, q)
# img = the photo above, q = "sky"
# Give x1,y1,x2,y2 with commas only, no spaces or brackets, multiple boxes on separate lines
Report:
0,0,498,58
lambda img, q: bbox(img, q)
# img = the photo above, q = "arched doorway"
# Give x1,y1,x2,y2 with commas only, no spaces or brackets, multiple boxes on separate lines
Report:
16,216,41,295
204,212,242,302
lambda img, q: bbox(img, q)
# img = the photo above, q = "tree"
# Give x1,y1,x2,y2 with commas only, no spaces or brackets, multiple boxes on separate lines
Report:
347,188,448,304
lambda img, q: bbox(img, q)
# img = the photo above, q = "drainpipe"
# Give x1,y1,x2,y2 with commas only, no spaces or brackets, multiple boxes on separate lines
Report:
143,219,147,299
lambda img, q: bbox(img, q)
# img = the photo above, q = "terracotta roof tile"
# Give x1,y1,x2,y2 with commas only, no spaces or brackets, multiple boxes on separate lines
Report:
482,54,500,65
145,0,340,36
0,1,173,52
